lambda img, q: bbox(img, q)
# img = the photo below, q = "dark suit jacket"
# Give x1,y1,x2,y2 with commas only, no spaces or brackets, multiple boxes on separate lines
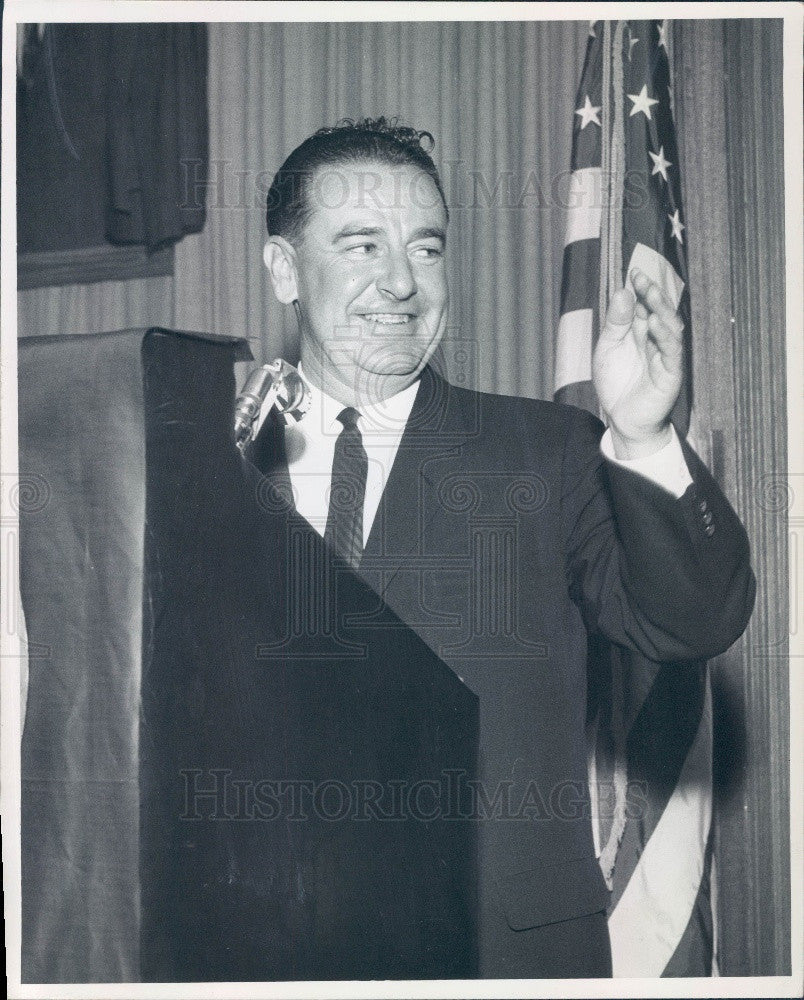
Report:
249,365,756,978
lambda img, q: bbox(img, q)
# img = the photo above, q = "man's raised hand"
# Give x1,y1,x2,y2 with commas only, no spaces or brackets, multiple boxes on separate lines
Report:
592,268,684,459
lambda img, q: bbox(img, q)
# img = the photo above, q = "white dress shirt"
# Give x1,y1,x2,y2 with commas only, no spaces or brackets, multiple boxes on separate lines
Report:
255,369,693,543
262,366,420,546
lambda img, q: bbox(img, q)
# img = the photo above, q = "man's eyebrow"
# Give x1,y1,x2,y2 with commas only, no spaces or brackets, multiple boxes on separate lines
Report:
409,226,446,244
332,225,447,243
333,225,384,241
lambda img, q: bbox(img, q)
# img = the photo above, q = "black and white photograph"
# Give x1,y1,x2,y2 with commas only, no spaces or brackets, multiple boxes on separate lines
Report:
1,2,801,996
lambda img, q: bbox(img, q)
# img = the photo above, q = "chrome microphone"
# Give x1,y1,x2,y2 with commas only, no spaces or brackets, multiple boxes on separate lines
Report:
234,359,311,451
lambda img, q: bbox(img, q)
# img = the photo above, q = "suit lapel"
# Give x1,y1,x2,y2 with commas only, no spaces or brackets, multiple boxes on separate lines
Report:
245,367,472,600
361,367,469,598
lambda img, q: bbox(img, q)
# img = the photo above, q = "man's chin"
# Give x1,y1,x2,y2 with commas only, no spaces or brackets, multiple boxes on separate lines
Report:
342,353,429,404
357,343,437,377
361,359,421,376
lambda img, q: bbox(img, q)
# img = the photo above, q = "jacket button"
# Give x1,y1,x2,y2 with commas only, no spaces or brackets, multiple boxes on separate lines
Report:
705,523,715,537
698,499,708,513
703,511,714,525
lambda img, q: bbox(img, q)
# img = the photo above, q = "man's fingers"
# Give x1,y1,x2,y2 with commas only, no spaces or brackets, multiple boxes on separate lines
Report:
602,287,635,341
631,268,673,314
632,309,649,351
630,268,683,333
647,311,684,363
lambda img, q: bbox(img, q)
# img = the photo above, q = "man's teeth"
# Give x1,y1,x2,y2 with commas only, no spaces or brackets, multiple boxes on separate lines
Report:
362,314,412,324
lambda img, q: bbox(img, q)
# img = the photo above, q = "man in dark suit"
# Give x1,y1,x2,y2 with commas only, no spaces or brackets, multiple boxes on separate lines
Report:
256,118,755,978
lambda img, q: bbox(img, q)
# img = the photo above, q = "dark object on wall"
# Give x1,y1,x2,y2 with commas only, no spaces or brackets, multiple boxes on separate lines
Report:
18,328,478,982
17,24,208,288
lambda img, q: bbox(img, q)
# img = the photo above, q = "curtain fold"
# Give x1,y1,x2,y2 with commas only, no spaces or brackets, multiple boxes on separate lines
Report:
18,275,176,339
19,332,148,982
674,18,789,977
716,19,789,977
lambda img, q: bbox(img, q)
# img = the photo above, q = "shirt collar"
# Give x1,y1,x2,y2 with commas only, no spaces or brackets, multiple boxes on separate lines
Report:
296,365,342,436
298,363,421,438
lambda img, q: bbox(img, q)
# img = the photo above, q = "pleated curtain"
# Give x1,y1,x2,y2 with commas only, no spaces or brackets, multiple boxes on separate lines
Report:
675,19,789,976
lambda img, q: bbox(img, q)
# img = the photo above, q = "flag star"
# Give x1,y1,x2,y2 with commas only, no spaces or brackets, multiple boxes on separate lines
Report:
668,208,685,243
649,146,672,182
628,84,660,119
575,94,601,129
657,20,669,50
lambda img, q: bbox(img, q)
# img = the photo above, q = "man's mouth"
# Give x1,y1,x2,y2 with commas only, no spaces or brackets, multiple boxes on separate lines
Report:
359,313,416,325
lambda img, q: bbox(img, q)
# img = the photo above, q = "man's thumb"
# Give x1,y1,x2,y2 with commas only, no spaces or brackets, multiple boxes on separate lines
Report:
604,288,635,334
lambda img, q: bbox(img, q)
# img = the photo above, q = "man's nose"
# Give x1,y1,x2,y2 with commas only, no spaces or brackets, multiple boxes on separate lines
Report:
377,250,416,300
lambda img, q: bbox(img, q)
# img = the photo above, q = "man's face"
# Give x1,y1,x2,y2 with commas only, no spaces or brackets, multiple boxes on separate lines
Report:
266,159,449,405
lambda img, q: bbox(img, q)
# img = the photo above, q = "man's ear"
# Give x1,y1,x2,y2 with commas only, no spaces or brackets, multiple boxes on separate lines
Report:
263,237,299,304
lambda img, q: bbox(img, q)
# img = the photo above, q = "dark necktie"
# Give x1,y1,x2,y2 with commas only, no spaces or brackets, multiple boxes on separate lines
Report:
324,407,368,569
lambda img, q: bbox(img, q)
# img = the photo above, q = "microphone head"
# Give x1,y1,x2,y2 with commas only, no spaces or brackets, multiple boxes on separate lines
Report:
234,360,311,450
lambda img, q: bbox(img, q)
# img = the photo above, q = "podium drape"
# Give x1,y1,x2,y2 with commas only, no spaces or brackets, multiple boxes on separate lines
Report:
19,328,478,982
19,330,157,981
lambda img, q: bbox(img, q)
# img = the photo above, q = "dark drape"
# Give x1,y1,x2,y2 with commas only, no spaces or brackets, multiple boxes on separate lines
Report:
17,24,207,260
105,26,208,248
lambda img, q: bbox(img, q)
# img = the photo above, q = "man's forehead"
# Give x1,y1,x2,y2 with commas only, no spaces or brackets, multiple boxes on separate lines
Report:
305,160,446,226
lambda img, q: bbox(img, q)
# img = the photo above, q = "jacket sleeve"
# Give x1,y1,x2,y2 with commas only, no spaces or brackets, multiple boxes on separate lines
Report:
561,406,756,661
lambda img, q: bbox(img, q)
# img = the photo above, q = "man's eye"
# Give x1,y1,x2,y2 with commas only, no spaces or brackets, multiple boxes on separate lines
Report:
347,242,377,255
411,245,444,260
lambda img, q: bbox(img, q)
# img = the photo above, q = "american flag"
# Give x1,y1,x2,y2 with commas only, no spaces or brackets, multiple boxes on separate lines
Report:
554,21,714,976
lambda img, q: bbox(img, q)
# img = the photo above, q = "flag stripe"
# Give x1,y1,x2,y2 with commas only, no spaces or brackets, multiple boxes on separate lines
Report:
626,662,707,813
608,675,712,976
559,238,600,314
662,855,715,977
609,660,708,910
564,167,603,245
554,309,594,392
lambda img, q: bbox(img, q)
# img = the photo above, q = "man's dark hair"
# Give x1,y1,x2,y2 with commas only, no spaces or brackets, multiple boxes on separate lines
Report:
265,117,449,243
